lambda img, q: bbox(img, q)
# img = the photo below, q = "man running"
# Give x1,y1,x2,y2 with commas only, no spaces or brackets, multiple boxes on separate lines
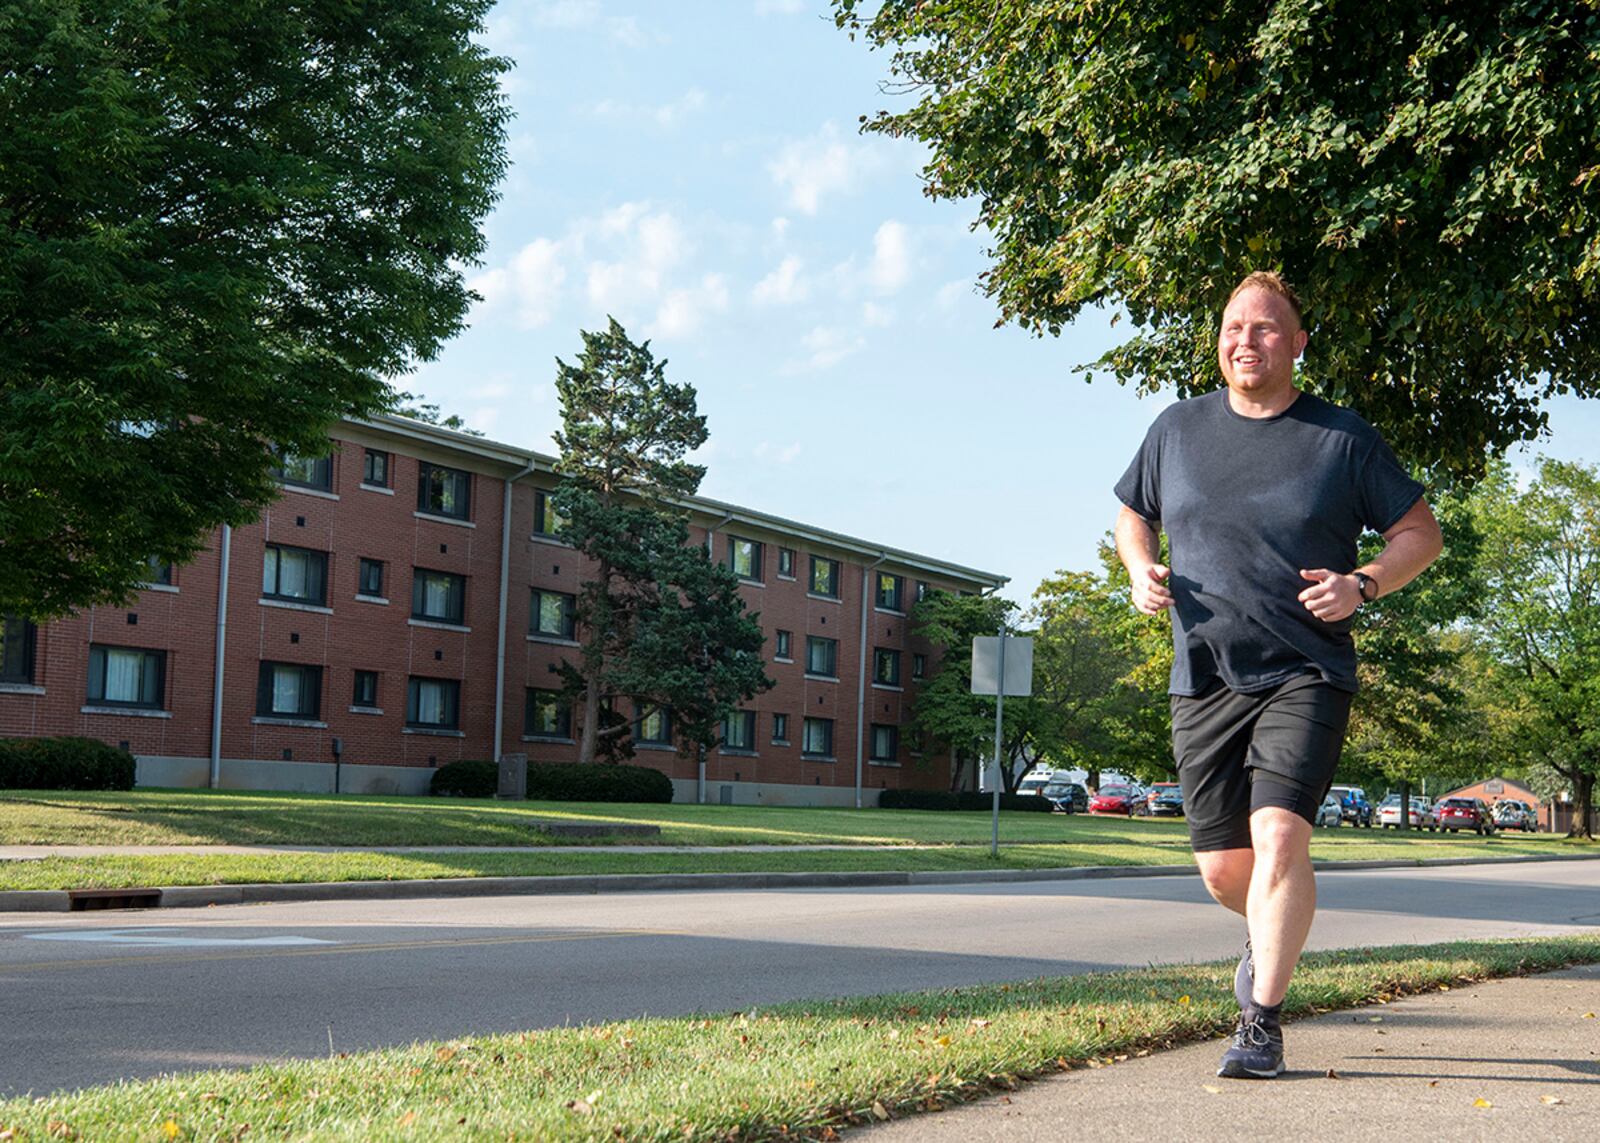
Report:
1113,271,1442,1078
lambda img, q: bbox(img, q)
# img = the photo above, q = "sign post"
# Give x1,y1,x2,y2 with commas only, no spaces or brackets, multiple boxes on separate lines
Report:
971,628,1034,858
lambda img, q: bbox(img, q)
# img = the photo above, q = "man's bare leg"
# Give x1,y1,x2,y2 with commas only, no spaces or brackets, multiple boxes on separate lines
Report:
1194,848,1253,915
1244,807,1316,1006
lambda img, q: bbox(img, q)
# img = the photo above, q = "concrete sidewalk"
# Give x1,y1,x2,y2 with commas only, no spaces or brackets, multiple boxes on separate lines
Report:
857,964,1600,1142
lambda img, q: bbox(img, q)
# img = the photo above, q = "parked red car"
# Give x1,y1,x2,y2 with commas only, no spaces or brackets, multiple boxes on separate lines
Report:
1089,784,1142,816
1435,797,1497,835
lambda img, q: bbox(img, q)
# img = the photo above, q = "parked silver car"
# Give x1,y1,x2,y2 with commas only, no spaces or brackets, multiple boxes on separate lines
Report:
1315,794,1342,828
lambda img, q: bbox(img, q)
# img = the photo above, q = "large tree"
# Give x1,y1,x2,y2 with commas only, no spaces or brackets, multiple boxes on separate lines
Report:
834,1,1600,474
1470,459,1600,838
0,1,509,618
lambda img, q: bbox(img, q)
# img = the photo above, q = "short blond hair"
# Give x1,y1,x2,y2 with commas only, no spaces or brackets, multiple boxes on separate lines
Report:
1227,271,1304,328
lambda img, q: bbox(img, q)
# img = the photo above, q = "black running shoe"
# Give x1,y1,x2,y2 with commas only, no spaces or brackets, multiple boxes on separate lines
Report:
1234,938,1253,1011
1217,1010,1285,1079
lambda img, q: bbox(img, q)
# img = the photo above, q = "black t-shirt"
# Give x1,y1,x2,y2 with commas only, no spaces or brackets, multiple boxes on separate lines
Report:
1114,389,1424,696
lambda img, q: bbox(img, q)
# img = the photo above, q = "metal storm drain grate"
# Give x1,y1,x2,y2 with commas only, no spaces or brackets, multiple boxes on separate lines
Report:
67,888,163,911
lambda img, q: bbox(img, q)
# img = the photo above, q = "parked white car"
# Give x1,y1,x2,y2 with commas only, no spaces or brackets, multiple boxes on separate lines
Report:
1315,795,1342,828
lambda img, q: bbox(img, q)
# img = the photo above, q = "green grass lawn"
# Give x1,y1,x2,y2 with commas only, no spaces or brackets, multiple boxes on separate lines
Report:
0,788,1589,891
1,935,1594,1141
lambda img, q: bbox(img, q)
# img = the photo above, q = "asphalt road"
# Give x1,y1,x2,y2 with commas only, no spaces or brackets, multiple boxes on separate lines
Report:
2,860,1597,1097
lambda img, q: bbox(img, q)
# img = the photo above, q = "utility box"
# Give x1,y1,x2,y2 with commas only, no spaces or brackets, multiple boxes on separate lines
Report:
497,752,528,800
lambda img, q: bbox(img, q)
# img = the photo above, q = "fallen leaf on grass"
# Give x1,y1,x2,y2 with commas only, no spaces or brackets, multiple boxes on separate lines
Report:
1178,995,1191,1006
396,1112,417,1128
870,1102,890,1121
969,1019,991,1029
566,1100,593,1117
161,1121,180,1140
1540,1096,1565,1106
1473,1098,1493,1110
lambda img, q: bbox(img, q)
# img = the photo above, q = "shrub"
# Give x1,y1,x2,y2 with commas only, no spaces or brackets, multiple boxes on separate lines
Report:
527,762,674,804
878,788,1054,812
430,759,498,798
0,736,136,790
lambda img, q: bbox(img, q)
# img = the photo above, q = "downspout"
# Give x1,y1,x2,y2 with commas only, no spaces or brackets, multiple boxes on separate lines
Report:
854,554,889,809
208,524,232,788
697,512,734,805
494,462,538,763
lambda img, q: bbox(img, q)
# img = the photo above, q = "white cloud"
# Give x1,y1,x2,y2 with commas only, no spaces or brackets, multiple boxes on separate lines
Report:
652,273,730,338
468,238,566,329
784,324,865,373
584,205,690,312
466,407,501,434
936,278,973,311
862,301,894,327
468,379,513,400
756,0,807,13
768,123,882,215
868,220,912,294
754,440,804,464
753,256,808,306
771,217,790,241
533,1,599,28
591,87,707,129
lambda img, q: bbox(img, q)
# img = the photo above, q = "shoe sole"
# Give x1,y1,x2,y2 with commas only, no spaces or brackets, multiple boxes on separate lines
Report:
1217,1060,1286,1079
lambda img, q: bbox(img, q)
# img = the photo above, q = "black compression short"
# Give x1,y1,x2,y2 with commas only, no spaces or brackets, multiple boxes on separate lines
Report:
1170,673,1353,852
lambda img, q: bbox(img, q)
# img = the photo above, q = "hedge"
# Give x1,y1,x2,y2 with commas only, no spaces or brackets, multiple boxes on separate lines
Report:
431,760,674,804
0,736,136,791
878,788,1054,812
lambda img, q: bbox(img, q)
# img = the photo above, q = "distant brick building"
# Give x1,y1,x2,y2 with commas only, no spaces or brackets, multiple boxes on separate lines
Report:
0,416,1006,805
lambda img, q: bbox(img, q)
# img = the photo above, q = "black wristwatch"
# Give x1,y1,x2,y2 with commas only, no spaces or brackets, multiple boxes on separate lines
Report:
1354,571,1378,606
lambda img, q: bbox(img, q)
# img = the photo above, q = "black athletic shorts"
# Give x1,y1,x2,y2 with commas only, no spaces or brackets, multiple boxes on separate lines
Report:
1170,673,1353,852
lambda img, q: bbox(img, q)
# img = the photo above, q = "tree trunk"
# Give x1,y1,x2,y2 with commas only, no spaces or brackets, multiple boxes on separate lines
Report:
950,753,969,793
576,555,612,765
1087,767,1101,793
1398,778,1410,833
1571,771,1595,841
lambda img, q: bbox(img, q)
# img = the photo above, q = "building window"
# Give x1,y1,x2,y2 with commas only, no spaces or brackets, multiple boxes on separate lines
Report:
358,558,385,598
143,556,173,586
806,635,838,678
534,489,566,537
777,548,796,578
728,536,763,581
1,616,37,685
273,449,332,491
530,589,577,639
913,653,927,680
636,703,672,745
256,662,323,720
873,647,902,686
262,544,328,605
772,712,789,744
417,462,471,520
362,449,390,487
353,670,379,708
723,710,756,751
915,581,933,604
526,689,573,738
870,724,899,763
802,717,834,758
406,676,461,729
774,629,792,660
810,556,840,598
412,569,466,624
86,645,165,709
876,572,905,612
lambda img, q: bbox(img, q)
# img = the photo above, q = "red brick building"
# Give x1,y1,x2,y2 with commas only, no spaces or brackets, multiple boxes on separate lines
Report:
0,416,1006,805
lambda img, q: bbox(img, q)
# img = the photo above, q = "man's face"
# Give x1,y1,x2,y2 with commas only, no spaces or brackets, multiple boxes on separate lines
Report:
1217,287,1308,395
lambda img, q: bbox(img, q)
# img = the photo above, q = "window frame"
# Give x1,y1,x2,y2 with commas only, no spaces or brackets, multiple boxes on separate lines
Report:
357,557,385,598
727,535,763,582
777,547,796,578
870,723,900,763
261,544,329,606
771,712,790,744
86,644,166,709
143,556,174,586
873,647,902,686
635,702,673,745
774,629,793,660
0,616,37,685
875,572,906,612
411,568,467,625
912,652,927,680
352,669,379,708
805,635,838,679
533,489,566,538
525,688,574,739
274,449,333,492
406,676,461,730
722,709,757,751
802,716,834,759
256,661,323,720
530,588,577,639
362,449,390,488
416,461,472,521
809,555,840,598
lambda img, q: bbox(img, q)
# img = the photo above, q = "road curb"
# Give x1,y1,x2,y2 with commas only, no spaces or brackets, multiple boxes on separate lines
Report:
2,850,1596,913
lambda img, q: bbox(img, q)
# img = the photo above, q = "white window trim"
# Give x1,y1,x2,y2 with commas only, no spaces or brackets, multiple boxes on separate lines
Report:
403,727,466,738
0,683,45,696
413,511,475,529
408,618,471,633
358,483,396,496
355,594,390,606
278,483,339,501
259,598,334,615
251,716,329,729
349,705,385,716
81,705,172,719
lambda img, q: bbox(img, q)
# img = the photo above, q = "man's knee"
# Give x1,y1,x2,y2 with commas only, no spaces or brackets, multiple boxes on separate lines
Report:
1249,806,1312,868
1195,847,1253,906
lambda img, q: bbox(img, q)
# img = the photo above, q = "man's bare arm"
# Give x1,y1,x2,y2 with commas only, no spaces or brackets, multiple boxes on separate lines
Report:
1115,505,1173,615
1297,498,1444,621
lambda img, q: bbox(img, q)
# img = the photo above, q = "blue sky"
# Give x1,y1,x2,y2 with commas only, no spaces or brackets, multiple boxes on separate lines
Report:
409,0,1600,607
